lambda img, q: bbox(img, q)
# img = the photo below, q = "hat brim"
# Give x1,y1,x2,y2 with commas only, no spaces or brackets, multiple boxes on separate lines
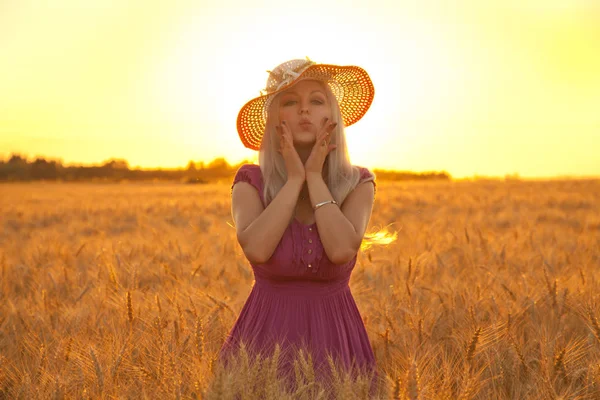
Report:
237,64,375,151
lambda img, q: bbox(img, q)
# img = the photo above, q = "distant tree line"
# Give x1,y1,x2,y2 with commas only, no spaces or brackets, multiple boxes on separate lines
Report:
370,169,451,181
0,154,247,183
0,154,451,183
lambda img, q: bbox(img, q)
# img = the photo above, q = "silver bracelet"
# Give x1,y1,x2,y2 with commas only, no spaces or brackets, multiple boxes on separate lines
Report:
313,200,338,211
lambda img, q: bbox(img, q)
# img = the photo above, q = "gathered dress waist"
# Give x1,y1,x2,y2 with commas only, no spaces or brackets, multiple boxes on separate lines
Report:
253,277,350,297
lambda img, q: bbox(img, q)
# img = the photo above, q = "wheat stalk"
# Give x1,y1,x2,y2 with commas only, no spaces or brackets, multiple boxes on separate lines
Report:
392,374,402,400
553,346,567,378
41,289,48,312
508,333,527,369
155,293,162,313
327,354,342,390
130,265,138,290
126,291,133,325
209,355,217,375
154,316,164,341
108,263,119,290
189,296,198,319
173,319,180,346
466,327,482,366
469,305,476,324
74,243,86,257
265,344,281,400
579,268,586,286
195,317,205,361
407,359,420,400
64,337,73,364
406,257,413,298
501,283,516,302
168,354,178,397
458,369,476,400
543,266,558,307
63,265,70,288
378,328,391,359
36,343,47,382
89,347,104,394
158,348,165,383
588,308,600,343
137,366,155,383
176,302,184,331
111,340,128,380
294,359,304,390
560,288,569,316
298,349,315,386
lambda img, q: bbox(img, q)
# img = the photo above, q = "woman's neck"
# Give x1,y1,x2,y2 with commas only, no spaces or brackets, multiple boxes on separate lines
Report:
294,144,329,174
295,145,312,165
294,146,329,202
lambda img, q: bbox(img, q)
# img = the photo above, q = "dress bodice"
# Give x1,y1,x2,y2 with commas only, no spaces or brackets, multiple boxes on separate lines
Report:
231,164,376,282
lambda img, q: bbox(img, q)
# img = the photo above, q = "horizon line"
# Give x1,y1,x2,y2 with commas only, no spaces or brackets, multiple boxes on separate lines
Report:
1,152,599,180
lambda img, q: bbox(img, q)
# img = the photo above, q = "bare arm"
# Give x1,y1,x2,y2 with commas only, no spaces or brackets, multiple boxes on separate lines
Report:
232,178,303,264
307,173,375,264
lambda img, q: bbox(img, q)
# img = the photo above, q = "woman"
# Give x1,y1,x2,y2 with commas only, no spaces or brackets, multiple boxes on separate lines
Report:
219,58,378,390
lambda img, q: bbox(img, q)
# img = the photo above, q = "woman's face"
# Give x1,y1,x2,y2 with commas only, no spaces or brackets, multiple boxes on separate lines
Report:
277,79,332,147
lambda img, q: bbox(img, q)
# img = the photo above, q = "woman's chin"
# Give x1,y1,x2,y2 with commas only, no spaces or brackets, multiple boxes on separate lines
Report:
293,132,317,147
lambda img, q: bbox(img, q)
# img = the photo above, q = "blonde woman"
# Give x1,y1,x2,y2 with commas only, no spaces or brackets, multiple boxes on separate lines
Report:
219,58,379,389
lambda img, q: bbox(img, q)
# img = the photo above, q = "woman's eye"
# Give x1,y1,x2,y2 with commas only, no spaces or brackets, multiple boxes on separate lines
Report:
282,99,323,106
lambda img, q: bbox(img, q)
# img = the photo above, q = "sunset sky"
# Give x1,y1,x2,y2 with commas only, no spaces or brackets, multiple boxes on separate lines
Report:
1,0,599,179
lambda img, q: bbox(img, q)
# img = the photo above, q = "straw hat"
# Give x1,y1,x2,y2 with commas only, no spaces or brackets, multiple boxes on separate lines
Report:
236,57,375,150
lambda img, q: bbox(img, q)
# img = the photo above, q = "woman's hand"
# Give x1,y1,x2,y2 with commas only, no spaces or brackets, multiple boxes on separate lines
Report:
304,117,338,178
276,121,306,183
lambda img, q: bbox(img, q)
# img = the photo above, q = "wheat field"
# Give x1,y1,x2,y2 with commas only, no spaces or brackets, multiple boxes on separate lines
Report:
1,178,599,399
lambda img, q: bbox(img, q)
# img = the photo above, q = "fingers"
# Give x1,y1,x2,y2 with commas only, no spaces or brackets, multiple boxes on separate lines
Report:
327,144,338,154
316,119,337,151
277,121,294,154
275,125,283,153
280,121,293,143
317,118,337,142
320,117,337,132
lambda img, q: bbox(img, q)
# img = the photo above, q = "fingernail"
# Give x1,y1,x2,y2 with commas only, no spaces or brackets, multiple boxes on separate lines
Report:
332,122,338,128
282,120,286,125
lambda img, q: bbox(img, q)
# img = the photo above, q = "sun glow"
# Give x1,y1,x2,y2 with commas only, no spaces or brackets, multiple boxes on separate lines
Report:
1,0,599,178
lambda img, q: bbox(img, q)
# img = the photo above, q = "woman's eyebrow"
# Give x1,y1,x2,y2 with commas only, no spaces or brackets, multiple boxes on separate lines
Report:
282,90,325,96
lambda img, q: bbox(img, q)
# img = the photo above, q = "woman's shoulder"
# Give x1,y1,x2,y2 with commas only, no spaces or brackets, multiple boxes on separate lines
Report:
235,163,260,173
231,164,262,192
353,165,377,195
353,165,375,180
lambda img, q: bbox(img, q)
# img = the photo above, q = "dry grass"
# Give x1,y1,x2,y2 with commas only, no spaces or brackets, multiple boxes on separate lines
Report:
0,178,599,399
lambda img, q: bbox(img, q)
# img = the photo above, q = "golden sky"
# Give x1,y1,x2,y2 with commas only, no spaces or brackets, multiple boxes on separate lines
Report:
1,0,599,179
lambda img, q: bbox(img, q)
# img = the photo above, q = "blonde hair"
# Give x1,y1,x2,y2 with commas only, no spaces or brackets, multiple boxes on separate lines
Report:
257,79,397,250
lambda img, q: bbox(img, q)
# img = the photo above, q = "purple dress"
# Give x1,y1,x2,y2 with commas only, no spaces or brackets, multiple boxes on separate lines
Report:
219,164,377,387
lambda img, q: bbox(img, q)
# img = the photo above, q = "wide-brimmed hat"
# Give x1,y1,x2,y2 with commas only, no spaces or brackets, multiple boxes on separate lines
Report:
236,57,375,151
